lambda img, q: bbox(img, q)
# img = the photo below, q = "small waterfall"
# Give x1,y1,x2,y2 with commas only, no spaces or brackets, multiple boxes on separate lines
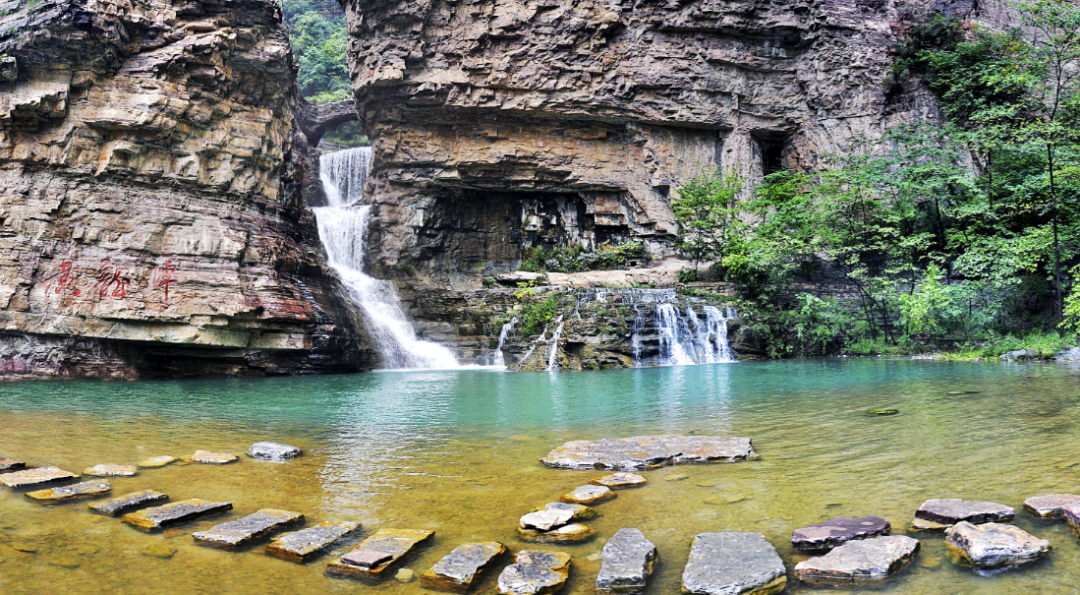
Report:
314,147,459,370
491,317,517,366
652,303,737,366
546,316,565,371
630,306,645,363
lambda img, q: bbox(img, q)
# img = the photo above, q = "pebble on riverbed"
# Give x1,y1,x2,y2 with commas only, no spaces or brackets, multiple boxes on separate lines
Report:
561,485,615,505
681,532,786,595
0,466,79,488
90,490,169,516
497,550,571,595
791,516,891,551
596,528,656,595
189,450,239,464
1024,494,1080,518
517,523,596,544
945,522,1050,573
421,542,506,592
590,472,647,489
327,528,434,580
193,508,304,548
247,442,302,461
84,464,137,477
266,521,360,562
916,499,1015,525
25,480,111,503
794,535,919,584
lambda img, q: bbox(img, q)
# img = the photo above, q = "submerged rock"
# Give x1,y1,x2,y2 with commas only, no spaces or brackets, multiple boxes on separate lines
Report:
590,472,647,489
561,485,615,505
0,457,26,472
247,442,302,461
266,521,361,562
521,509,574,532
915,499,1014,525
193,508,304,548
792,516,891,551
396,568,415,583
1024,494,1080,518
421,542,507,592
190,450,239,464
84,464,137,477
498,550,572,595
89,490,169,517
138,456,177,469
596,528,657,595
541,435,755,470
122,499,233,532
327,528,435,580
945,522,1050,571
681,532,786,595
517,523,596,544
142,544,178,559
0,467,79,488
25,480,111,503
908,517,950,533
794,535,919,584
538,502,596,521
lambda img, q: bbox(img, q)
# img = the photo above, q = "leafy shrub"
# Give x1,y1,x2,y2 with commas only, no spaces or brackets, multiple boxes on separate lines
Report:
518,242,647,273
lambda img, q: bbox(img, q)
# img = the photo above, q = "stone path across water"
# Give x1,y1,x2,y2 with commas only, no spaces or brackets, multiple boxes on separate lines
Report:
123,499,234,532
193,508,304,548
0,457,26,472
90,490,169,516
681,532,786,595
327,528,435,580
596,528,656,595
498,550,571,595
792,516,891,551
25,480,111,503
0,466,79,488
421,542,506,592
541,435,755,470
266,521,361,562
794,535,920,584
945,522,1051,572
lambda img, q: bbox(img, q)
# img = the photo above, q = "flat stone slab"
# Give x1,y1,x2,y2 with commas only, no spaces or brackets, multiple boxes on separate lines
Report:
89,490,169,516
1062,503,1080,530
421,542,507,592
518,523,595,544
498,550,572,595
248,442,302,461
915,499,1014,525
267,520,361,562
792,516,891,551
0,457,26,472
84,464,137,477
0,466,79,488
597,528,657,595
945,522,1050,571
25,480,111,503
138,456,176,468
539,502,596,521
794,535,919,584
542,435,755,470
521,509,574,532
327,528,434,579
908,517,950,532
1024,494,1080,517
193,508,304,548
681,532,786,595
561,485,615,505
590,472,647,489
190,450,238,464
122,498,233,532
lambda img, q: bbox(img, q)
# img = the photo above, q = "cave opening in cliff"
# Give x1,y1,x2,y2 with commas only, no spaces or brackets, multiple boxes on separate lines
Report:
754,133,789,176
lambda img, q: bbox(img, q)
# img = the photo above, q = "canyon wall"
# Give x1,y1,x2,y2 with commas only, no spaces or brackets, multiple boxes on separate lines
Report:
0,0,368,378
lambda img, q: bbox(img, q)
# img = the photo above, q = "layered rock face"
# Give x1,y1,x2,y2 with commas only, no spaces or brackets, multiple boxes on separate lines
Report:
0,0,366,377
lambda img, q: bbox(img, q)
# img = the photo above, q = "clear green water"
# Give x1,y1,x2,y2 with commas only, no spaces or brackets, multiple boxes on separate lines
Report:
2,360,1080,594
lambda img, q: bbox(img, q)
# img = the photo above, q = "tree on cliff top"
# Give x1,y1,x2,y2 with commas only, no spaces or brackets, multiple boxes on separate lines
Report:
281,0,351,103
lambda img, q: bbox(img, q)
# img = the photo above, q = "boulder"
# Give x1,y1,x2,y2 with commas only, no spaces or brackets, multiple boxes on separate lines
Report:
517,523,596,544
1059,503,1080,530
89,490,169,517
794,535,919,584
327,528,434,580
137,456,176,469
681,532,786,595
421,542,507,592
561,485,615,505
538,502,596,521
945,522,1050,571
84,464,137,477
1001,349,1035,361
25,480,111,503
122,499,233,532
596,528,657,595
520,509,574,532
792,516,891,551
1024,494,1080,518
190,450,239,464
1054,347,1080,361
590,472,647,489
915,499,1014,525
542,436,755,470
193,508,304,548
266,520,361,562
247,442,302,461
0,466,79,488
497,550,572,595
0,457,26,472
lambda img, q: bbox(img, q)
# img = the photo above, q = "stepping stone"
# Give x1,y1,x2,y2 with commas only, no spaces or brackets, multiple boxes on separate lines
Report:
25,480,111,503
681,532,786,595
248,442,302,461
794,535,919,584
193,508,304,548
596,528,657,595
138,456,176,469
915,499,1014,525
541,435,755,470
122,498,233,532
590,472,647,489
497,550,571,595
520,509,574,532
190,450,238,464
538,502,596,520
0,466,79,488
1061,503,1080,530
89,490,169,516
266,520,361,562
792,516,891,551
327,528,434,579
421,542,507,592
1024,494,1080,517
517,523,595,544
945,522,1050,572
84,464,137,477
908,517,950,532
561,485,615,505
0,457,26,472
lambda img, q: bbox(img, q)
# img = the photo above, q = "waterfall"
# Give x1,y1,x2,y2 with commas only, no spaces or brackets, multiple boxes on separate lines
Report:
630,306,645,363
491,317,517,366
652,303,737,366
546,316,565,371
314,147,460,370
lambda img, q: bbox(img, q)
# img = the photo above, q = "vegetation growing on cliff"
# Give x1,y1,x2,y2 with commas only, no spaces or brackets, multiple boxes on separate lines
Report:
281,0,350,103
518,242,647,274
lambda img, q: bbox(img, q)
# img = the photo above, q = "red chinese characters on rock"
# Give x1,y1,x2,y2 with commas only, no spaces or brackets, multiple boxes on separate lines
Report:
42,260,81,296
149,260,179,302
93,260,131,299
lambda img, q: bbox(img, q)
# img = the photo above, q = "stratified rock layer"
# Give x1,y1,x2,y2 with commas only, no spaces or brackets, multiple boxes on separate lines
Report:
681,532,786,595
597,528,657,595
794,535,919,584
542,436,755,470
421,542,507,592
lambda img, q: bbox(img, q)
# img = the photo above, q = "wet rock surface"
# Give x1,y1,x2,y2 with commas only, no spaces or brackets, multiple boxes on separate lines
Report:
1024,494,1080,518
137,457,176,469
561,485,615,506
0,467,79,488
191,451,239,465
945,522,1051,571
84,464,137,477
794,535,919,584
0,457,26,472
267,521,361,562
916,499,1015,525
517,523,596,544
89,490,169,517
122,499,233,532
681,532,786,595
542,436,755,470
1061,503,1080,530
327,529,435,579
193,508,304,548
792,516,891,551
421,542,507,592
590,473,647,489
247,442,302,461
498,550,572,595
25,480,111,503
908,517,950,532
540,502,596,521
520,509,574,532
597,528,657,595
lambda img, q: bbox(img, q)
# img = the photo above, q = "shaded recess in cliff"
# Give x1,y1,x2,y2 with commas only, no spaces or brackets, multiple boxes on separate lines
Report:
0,0,369,378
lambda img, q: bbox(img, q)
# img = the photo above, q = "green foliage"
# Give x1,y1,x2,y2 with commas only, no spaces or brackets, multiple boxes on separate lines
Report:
671,172,743,266
517,293,563,336
281,0,350,103
322,120,369,147
518,242,646,273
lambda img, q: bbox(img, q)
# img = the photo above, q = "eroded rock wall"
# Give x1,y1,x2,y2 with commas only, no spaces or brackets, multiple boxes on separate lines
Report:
0,0,368,377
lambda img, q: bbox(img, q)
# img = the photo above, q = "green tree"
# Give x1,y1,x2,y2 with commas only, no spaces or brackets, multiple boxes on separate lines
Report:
671,171,743,271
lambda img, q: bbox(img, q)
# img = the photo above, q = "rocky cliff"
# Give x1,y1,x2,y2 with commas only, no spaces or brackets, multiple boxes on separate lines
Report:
0,0,368,378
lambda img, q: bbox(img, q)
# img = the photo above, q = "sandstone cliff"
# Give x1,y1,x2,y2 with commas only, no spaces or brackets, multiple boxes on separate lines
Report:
0,0,367,377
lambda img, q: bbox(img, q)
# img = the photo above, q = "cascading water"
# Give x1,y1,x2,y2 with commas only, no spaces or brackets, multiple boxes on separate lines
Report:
491,317,517,366
651,303,737,366
314,148,459,370
546,316,565,371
